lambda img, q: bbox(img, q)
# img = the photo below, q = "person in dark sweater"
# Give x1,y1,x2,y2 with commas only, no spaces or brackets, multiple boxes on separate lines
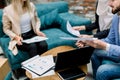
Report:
73,0,113,39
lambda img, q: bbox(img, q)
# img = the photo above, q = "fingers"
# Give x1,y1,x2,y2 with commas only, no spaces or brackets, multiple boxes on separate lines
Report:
73,26,80,30
37,31,46,37
39,32,46,37
17,41,22,45
84,40,97,48
75,41,86,48
17,37,23,45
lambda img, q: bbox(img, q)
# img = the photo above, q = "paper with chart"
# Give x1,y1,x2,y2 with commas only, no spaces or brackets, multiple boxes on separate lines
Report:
21,55,55,76
22,36,48,44
67,21,80,37
60,37,98,41
24,67,55,78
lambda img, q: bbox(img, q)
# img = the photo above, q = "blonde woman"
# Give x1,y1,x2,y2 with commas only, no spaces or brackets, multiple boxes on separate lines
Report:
2,0,48,57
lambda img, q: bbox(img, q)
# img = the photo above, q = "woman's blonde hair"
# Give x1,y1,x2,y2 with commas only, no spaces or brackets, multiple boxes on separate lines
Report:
11,0,32,16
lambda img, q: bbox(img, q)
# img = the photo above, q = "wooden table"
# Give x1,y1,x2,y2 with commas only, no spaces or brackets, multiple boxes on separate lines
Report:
26,46,87,80
0,58,10,80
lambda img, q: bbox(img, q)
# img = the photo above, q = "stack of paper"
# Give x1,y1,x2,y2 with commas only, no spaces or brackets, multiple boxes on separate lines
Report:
60,37,98,41
21,55,55,78
22,36,48,44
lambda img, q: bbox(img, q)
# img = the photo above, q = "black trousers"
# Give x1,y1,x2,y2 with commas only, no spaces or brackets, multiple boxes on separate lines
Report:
17,30,48,58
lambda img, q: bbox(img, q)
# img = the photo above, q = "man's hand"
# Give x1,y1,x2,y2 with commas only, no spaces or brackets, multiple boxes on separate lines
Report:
79,34,93,38
36,30,46,37
75,40,86,48
73,26,86,31
14,35,23,45
84,39,107,50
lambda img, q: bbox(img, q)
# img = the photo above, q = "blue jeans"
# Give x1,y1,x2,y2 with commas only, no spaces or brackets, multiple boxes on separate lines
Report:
91,49,120,80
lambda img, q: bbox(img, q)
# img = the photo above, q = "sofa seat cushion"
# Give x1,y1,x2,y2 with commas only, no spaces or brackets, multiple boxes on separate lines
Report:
102,60,115,64
42,28,77,49
102,60,120,80
0,37,29,69
4,71,12,80
0,28,77,68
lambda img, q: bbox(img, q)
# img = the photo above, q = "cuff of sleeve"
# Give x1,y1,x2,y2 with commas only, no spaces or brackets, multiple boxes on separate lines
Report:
105,43,110,51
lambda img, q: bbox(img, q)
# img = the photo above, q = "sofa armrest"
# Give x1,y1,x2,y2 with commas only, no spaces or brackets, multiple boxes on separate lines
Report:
59,12,91,26
58,12,92,35
0,37,29,69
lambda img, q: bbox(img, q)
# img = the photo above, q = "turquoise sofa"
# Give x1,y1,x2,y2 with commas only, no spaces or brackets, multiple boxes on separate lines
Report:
0,1,92,79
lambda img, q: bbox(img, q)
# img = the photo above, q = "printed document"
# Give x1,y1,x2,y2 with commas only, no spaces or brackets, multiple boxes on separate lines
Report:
60,37,97,41
22,36,48,44
67,21,80,37
24,67,55,78
21,55,55,76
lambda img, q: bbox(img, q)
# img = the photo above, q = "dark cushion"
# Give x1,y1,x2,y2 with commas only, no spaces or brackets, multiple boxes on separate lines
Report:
40,9,61,30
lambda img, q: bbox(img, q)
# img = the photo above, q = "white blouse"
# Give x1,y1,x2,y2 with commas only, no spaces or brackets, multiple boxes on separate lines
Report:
20,12,32,33
97,0,113,31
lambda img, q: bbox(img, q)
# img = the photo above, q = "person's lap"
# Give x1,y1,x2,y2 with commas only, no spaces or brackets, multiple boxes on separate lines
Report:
96,63,120,80
91,49,120,80
17,40,48,57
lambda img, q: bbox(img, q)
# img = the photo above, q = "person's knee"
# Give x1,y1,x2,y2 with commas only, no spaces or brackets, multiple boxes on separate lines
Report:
96,65,110,80
41,41,48,48
28,43,37,49
38,41,48,49
37,41,48,55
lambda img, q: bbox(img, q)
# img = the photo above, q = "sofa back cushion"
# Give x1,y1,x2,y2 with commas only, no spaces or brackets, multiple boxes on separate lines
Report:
0,9,5,37
40,9,61,30
35,1,68,17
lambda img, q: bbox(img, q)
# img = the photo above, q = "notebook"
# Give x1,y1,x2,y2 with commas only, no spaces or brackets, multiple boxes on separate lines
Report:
54,46,94,71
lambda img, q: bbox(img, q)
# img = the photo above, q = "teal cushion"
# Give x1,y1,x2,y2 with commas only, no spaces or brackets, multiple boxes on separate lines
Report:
0,37,29,69
59,12,92,35
40,9,61,30
42,28,77,49
0,9,2,19
36,1,68,17
4,71,12,80
0,9,5,37
102,60,115,64
113,78,120,80
59,12,91,26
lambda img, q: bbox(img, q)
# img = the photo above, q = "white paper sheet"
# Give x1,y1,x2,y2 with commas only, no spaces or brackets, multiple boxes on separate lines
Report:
22,36,48,44
21,55,55,76
23,67,55,78
60,37,98,41
67,21,80,37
